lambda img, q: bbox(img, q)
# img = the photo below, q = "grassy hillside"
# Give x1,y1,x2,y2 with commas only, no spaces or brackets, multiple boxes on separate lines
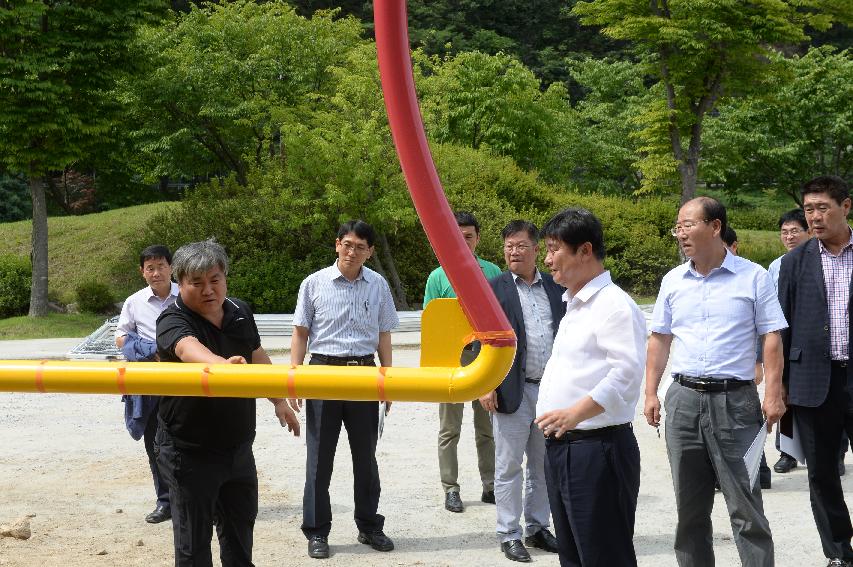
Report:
0,202,176,304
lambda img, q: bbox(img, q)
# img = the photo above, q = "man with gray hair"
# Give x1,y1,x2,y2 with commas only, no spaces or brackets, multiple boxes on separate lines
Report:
156,239,299,567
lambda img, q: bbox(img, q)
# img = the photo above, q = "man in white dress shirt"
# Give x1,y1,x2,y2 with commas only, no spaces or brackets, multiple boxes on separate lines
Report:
534,208,647,567
115,245,178,524
644,196,786,567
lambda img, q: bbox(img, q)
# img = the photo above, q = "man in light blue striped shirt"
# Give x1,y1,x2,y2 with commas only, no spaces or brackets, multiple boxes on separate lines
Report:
645,197,787,567
289,220,399,560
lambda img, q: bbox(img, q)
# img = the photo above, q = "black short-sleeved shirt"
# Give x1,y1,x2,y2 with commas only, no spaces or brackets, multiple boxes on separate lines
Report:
156,295,262,451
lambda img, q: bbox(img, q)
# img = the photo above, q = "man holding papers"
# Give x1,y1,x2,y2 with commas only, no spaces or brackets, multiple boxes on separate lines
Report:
644,197,787,567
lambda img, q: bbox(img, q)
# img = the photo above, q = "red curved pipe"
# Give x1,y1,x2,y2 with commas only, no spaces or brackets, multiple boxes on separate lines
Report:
373,0,514,347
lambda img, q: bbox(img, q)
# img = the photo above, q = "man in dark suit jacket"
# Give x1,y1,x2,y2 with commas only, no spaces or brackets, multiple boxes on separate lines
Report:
779,175,853,567
478,220,565,563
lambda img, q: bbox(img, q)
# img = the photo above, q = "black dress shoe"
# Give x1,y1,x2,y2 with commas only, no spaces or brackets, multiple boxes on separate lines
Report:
308,535,329,559
774,454,798,473
826,559,851,567
481,489,495,504
357,530,394,552
145,505,171,524
445,491,464,513
525,528,559,553
501,540,531,562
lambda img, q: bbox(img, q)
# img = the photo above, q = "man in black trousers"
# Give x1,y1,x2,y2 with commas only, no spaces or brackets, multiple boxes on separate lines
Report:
289,220,399,559
156,240,299,566
779,175,853,567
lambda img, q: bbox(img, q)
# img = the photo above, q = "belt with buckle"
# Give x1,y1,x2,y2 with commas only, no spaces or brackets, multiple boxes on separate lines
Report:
546,423,632,443
832,360,848,368
311,353,375,366
673,373,752,392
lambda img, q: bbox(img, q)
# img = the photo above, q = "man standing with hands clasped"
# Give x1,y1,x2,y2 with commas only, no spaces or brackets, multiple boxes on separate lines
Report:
644,197,787,567
290,220,399,560
480,220,564,562
778,175,853,567
534,208,647,567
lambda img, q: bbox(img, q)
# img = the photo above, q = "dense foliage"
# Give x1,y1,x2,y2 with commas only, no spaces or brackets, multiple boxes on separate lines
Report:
0,255,31,318
1,0,850,313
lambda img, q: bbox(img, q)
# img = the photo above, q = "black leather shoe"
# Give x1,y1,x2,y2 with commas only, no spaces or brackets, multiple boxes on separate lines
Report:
308,535,329,559
826,559,850,567
145,505,171,524
481,489,495,504
357,530,394,552
501,540,531,562
774,454,798,473
445,491,464,513
525,528,559,553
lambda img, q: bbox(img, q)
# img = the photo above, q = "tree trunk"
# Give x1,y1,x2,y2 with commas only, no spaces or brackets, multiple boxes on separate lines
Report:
376,232,410,310
28,174,49,317
678,160,698,205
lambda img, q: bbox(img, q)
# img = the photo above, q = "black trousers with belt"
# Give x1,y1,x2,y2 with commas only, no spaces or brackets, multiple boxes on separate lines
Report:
544,424,640,567
794,362,853,561
301,355,383,539
156,427,258,567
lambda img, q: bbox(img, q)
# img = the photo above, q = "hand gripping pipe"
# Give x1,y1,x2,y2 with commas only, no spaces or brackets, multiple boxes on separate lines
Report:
0,0,516,402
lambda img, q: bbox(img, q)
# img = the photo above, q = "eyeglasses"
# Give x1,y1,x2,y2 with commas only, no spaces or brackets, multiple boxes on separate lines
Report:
670,219,710,236
503,243,533,253
780,228,804,237
340,241,370,254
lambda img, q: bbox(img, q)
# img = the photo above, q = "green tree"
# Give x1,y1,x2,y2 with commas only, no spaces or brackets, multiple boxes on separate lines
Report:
288,0,628,86
703,47,853,205
572,0,852,203
120,1,362,186
420,51,569,173
0,0,164,316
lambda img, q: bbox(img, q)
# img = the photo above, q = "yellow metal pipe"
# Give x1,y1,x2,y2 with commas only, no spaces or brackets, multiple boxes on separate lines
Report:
0,344,514,403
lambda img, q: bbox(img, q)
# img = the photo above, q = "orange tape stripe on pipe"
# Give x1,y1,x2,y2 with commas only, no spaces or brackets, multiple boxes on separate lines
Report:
201,366,211,397
287,365,296,399
462,330,516,346
377,366,387,401
34,360,48,393
116,364,128,396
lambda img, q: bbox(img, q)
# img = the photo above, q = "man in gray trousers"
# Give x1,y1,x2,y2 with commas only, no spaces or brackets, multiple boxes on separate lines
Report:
644,197,787,567
479,220,564,562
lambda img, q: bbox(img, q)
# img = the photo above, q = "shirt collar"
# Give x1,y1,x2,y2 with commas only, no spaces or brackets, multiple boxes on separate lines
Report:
146,281,179,301
685,248,738,278
817,227,853,255
329,261,368,282
511,269,541,285
562,270,612,304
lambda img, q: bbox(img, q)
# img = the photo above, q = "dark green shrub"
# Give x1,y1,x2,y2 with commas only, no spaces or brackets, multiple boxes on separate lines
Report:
0,174,31,222
76,280,115,313
0,255,31,318
228,252,329,313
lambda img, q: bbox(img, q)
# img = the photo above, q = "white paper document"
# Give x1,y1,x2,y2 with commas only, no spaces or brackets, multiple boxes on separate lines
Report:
744,420,768,490
778,412,806,464
378,402,386,439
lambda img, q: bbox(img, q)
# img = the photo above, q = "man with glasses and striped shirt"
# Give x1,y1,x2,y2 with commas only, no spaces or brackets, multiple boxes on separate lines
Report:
289,219,399,560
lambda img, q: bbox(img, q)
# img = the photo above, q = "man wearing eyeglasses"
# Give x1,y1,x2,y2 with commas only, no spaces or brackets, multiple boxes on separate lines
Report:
289,219,399,559
478,220,564,562
644,196,787,567
778,176,853,567
424,211,502,514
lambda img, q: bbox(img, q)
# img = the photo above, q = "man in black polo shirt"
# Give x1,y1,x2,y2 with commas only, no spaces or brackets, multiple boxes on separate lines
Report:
156,240,299,567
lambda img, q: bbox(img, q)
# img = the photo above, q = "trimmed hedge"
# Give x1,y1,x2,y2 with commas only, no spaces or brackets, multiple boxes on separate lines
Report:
76,280,116,314
0,255,30,318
